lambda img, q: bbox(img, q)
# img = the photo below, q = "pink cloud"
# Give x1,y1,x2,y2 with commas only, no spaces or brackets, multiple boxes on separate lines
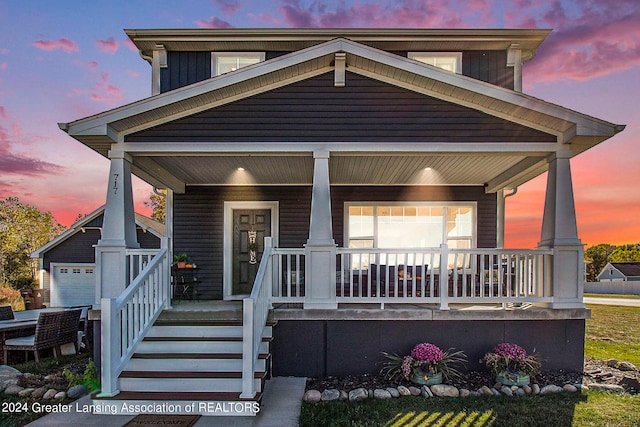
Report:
196,16,233,28
74,59,99,69
33,37,79,53
213,0,241,16
0,48,8,54
0,63,6,70
96,37,119,54
89,72,123,105
127,70,140,78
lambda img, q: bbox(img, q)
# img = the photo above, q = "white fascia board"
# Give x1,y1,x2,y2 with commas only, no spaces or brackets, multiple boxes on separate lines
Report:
64,39,348,137
339,38,621,139
121,141,559,155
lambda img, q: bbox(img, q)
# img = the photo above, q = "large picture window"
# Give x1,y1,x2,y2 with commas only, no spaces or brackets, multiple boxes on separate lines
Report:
346,203,475,250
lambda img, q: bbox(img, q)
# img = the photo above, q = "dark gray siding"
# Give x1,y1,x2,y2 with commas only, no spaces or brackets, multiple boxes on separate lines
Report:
463,51,513,89
173,185,495,300
160,52,211,93
128,72,555,144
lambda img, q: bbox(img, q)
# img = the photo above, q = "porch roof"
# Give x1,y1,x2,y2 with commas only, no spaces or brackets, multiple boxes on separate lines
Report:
60,35,624,193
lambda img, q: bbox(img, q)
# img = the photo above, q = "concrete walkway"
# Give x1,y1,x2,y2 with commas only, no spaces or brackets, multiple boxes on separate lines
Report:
584,297,640,307
26,377,307,427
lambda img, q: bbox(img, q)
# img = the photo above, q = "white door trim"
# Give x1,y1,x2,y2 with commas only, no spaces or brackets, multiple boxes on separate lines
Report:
223,201,279,300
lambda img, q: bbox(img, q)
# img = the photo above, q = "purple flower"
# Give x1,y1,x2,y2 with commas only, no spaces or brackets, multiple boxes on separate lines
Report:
411,343,444,364
494,343,527,360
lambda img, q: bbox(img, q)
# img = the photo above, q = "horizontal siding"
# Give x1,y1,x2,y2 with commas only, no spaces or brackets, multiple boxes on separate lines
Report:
173,185,495,300
129,72,553,143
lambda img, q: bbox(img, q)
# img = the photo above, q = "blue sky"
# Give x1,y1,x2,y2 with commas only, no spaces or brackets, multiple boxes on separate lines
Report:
0,0,639,247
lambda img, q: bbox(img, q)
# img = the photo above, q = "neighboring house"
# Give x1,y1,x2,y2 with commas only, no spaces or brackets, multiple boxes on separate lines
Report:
597,262,640,282
31,206,164,307
59,29,624,415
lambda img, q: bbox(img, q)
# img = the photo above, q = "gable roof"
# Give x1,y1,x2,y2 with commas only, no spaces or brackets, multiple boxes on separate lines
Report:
604,262,640,278
60,33,624,192
31,206,165,258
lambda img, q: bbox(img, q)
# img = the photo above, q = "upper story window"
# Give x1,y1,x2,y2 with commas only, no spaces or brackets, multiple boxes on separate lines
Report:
212,52,265,76
408,52,462,73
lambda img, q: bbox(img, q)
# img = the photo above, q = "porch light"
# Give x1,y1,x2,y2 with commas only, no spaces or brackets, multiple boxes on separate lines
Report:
424,167,432,171
237,167,245,171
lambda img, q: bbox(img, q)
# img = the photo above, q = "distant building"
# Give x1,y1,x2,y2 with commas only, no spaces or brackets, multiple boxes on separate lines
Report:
597,262,640,282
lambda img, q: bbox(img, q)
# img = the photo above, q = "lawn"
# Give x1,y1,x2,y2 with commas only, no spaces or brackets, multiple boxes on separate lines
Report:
301,301,640,427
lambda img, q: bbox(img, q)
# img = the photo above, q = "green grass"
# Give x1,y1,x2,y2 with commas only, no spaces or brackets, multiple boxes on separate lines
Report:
585,304,640,366
584,293,640,299
300,392,640,427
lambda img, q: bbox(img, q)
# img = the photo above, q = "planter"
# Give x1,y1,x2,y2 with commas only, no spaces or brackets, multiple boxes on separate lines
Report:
496,371,530,386
411,371,443,386
177,262,187,269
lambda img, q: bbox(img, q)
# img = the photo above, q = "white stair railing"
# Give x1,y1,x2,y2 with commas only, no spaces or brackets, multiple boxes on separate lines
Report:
241,237,273,398
99,245,171,397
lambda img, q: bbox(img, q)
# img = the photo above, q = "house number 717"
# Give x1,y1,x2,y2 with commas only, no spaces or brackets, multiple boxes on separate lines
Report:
113,173,119,194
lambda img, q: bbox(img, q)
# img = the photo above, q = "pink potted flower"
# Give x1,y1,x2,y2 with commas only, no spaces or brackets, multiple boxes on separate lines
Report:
382,342,466,385
480,343,542,386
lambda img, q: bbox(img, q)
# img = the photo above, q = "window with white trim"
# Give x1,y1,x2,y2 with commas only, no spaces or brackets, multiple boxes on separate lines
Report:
346,203,475,249
408,52,462,73
211,52,265,76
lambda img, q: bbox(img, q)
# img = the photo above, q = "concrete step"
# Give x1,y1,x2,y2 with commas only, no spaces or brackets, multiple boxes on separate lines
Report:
118,371,265,393
127,353,269,372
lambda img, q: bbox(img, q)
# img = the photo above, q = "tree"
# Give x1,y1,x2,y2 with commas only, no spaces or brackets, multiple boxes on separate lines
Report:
0,197,66,288
609,244,640,263
585,243,616,282
145,189,166,224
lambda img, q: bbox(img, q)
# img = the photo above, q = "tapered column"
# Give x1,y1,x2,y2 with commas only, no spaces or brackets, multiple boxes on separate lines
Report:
95,150,139,302
304,150,337,309
538,151,584,308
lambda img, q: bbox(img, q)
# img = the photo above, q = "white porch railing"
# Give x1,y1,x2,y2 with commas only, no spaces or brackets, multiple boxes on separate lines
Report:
99,245,171,397
241,237,274,398
126,249,160,286
268,245,554,308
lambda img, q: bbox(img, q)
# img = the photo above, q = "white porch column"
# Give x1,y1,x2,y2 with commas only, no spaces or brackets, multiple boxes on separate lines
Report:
95,150,139,302
538,151,585,308
304,150,337,309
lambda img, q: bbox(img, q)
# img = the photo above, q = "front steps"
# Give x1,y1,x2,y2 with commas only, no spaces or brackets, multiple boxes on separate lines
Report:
94,312,274,416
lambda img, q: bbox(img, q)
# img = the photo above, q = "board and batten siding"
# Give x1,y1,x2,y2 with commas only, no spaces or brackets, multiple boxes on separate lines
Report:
173,185,496,300
159,50,513,93
128,72,554,144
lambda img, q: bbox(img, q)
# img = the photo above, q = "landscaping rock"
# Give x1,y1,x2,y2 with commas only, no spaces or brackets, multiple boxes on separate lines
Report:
374,389,392,399
540,385,563,395
532,384,541,395
421,385,433,398
587,383,625,393
500,386,513,396
408,386,421,396
397,385,411,396
67,384,89,399
18,388,35,397
349,388,368,402
515,388,526,396
386,387,400,398
0,365,22,385
54,391,66,400
32,387,48,399
303,390,321,403
460,388,470,398
491,388,501,396
617,362,637,372
321,389,340,402
4,384,24,395
522,384,532,395
479,386,493,396
43,389,58,400
620,376,640,392
563,384,578,393
431,384,459,398
470,391,482,397
339,390,348,401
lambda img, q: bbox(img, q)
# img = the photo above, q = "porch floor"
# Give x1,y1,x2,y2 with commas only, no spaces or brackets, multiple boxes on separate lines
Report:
165,299,590,321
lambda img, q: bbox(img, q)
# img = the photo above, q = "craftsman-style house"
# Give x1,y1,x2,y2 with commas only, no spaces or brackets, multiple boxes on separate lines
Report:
60,28,624,416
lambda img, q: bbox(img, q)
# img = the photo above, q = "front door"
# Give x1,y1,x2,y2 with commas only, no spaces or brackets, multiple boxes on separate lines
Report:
232,209,271,295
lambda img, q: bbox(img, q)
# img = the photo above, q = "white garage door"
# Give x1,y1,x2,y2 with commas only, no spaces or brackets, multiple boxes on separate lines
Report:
51,264,95,307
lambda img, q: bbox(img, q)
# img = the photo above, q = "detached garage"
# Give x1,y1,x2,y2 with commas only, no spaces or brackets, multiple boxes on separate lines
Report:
31,206,164,307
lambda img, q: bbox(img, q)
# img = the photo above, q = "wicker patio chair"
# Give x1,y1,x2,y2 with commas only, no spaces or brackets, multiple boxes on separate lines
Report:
3,309,80,363
0,306,14,321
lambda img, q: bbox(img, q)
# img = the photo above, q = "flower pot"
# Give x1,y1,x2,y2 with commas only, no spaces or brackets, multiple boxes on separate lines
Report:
496,371,530,386
411,371,442,386
177,262,187,269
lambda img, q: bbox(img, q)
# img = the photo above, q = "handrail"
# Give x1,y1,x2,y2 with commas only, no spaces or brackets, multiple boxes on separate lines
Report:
241,237,273,398
99,245,170,397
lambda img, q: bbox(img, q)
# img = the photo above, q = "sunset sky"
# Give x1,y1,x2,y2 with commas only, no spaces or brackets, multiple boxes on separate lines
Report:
0,0,638,248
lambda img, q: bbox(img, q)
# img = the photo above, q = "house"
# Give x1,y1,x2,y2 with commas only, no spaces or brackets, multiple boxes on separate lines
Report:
31,206,164,307
59,28,624,416
585,261,640,295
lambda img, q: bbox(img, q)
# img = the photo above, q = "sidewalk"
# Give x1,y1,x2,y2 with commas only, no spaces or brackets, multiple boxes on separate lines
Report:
26,377,306,427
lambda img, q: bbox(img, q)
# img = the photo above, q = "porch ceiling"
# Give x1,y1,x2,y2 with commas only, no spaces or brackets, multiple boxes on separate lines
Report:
135,153,537,187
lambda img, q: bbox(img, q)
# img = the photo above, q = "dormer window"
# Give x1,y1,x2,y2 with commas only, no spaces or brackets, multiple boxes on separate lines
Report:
212,52,265,76
409,52,462,73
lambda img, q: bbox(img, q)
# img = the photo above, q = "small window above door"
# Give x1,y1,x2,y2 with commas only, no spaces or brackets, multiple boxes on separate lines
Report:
212,52,265,76
408,52,462,73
